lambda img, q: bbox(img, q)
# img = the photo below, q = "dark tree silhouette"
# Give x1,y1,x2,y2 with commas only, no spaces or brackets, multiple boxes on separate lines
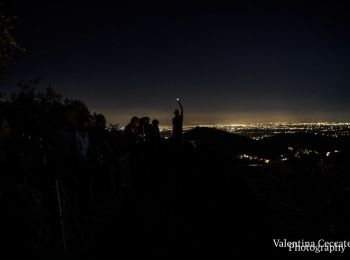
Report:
2,80,91,139
0,3,25,80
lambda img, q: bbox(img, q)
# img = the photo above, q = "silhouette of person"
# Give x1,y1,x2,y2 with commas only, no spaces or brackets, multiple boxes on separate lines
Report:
90,114,109,165
75,114,95,214
75,114,93,159
139,117,151,141
150,119,161,143
95,114,107,129
123,116,141,188
48,108,79,212
89,114,114,200
124,116,141,148
172,98,184,140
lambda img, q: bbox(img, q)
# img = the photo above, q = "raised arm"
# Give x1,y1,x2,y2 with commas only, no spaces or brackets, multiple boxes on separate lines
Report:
177,100,184,115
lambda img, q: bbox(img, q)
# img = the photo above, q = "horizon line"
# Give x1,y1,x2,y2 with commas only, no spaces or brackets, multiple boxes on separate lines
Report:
111,121,350,129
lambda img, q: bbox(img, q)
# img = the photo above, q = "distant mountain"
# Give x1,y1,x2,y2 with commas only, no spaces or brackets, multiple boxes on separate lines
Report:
183,128,349,159
183,127,256,155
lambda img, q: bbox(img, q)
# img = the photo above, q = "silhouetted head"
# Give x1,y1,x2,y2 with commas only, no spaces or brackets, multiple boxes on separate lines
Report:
141,117,150,125
130,116,140,128
95,114,106,129
78,114,91,132
152,119,159,127
59,108,76,129
87,115,96,129
174,109,180,116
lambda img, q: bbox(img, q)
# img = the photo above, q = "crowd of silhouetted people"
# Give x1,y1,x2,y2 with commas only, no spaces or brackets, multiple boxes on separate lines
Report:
0,99,185,257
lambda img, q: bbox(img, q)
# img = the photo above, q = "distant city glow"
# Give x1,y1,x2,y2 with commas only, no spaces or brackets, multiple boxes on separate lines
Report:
158,122,350,139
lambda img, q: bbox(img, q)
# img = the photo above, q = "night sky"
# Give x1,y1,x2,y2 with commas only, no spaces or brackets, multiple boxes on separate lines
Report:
3,0,350,125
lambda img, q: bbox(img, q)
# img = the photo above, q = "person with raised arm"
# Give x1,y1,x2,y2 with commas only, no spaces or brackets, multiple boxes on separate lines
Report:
172,98,184,141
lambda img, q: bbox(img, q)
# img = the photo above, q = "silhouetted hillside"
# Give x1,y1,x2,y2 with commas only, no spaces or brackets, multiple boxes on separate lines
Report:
183,127,256,155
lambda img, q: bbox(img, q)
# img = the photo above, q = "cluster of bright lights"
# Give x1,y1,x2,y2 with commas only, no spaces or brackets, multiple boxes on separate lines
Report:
158,122,350,139
293,149,319,158
285,147,341,159
112,122,350,140
239,154,270,165
238,148,342,167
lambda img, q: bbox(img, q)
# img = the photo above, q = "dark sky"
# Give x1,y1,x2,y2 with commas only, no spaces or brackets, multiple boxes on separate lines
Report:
3,0,350,125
